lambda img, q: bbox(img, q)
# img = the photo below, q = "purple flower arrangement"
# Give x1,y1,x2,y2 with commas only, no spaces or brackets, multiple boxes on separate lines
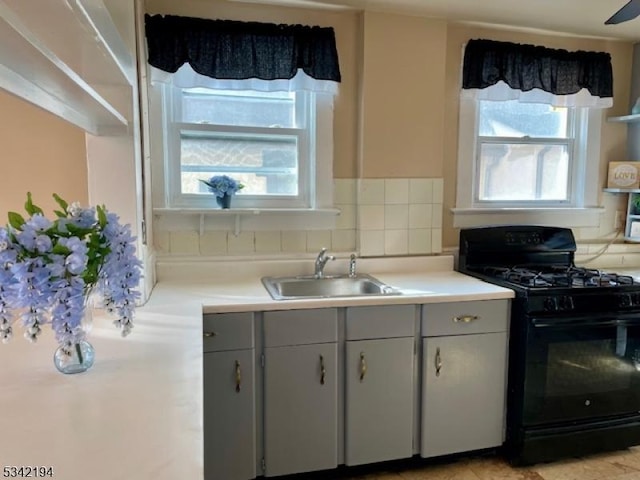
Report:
199,175,244,198
0,193,142,353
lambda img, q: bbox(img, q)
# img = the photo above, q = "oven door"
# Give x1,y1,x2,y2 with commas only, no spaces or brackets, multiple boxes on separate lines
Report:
522,313,640,427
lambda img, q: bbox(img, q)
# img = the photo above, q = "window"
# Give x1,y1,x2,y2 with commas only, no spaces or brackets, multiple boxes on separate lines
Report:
454,97,602,228
476,100,573,205
164,87,332,209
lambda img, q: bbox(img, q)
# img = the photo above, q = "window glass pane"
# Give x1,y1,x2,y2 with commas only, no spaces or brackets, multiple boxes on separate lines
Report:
180,131,298,196
477,143,569,201
479,100,569,138
181,89,296,128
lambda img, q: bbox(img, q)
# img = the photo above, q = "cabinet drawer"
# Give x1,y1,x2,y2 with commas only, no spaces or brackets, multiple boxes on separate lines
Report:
422,300,509,337
203,312,254,352
346,305,416,340
264,309,338,347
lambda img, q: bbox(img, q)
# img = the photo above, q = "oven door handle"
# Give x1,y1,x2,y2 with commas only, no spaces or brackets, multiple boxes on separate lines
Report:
531,315,640,328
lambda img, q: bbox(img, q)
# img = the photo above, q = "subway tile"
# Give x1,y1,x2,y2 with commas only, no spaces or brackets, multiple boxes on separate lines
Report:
409,204,433,229
169,231,200,255
281,231,307,253
385,204,409,229
359,205,385,230
227,231,255,255
432,228,443,254
409,179,433,204
432,178,444,203
336,204,356,230
307,230,332,252
384,229,409,255
199,231,227,256
358,179,385,205
409,229,432,254
432,204,443,229
331,229,357,251
385,179,409,204
255,231,282,253
333,179,357,205
360,230,385,257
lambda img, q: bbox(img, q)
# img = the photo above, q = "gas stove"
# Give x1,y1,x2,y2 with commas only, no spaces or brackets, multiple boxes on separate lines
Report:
457,225,640,466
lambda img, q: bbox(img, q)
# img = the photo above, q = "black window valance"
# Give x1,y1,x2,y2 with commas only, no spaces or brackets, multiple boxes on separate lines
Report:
462,39,612,99
144,14,341,83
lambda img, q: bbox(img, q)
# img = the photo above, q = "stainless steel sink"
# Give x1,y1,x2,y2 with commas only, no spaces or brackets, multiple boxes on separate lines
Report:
262,274,401,300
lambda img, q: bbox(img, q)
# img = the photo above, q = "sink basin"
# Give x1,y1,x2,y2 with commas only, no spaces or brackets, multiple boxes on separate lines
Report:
262,274,401,301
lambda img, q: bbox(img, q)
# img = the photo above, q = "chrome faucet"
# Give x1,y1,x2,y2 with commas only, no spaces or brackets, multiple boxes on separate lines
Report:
349,253,357,278
314,248,335,278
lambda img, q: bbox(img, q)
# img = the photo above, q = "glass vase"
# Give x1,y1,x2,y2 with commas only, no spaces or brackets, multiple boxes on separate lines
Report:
216,194,232,209
52,299,95,374
53,340,95,374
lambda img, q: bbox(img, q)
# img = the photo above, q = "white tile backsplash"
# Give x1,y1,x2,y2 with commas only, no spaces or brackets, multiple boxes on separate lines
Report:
161,177,444,259
385,179,409,204
358,179,385,205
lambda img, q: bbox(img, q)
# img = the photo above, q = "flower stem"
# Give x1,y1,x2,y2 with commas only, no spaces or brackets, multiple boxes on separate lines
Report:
75,342,84,364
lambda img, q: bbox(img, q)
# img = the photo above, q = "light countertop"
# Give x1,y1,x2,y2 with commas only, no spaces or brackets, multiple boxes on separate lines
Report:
0,255,514,480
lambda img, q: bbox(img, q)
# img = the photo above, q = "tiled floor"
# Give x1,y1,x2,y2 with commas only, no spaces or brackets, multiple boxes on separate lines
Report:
337,448,640,480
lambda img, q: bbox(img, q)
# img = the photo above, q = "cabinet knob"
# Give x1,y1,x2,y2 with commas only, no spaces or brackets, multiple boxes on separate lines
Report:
453,315,479,323
359,352,367,382
203,331,217,337
320,355,326,385
435,347,442,377
235,360,241,393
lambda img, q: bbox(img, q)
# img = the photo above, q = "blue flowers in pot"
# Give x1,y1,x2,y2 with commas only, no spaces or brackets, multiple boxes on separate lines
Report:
200,175,244,209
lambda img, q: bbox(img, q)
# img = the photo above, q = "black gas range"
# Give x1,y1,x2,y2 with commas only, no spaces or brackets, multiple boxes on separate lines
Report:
458,225,640,465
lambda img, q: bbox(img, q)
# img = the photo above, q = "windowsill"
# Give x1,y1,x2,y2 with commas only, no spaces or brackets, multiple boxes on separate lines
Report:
153,207,341,235
451,207,604,228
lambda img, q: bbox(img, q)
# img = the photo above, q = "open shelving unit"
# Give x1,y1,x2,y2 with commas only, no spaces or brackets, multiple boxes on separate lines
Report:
0,0,135,135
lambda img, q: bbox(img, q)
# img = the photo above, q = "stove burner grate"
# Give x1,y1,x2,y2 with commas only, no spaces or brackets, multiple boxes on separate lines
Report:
477,265,635,288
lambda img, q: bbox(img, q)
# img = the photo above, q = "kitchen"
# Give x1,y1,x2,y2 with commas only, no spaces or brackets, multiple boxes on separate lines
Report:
2,0,640,479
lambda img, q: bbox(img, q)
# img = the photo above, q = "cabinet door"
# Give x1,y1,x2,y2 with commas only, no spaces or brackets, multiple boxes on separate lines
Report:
422,333,507,458
204,350,256,480
345,337,414,466
264,343,338,477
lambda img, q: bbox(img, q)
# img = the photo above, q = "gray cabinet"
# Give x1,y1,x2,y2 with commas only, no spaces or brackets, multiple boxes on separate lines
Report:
345,305,416,466
203,313,256,480
263,309,339,477
420,300,509,458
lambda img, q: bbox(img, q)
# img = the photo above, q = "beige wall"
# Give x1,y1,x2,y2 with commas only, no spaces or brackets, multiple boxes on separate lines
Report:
0,90,87,221
360,12,446,178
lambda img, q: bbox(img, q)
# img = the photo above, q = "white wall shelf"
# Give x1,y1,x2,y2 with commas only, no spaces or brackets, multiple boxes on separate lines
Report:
607,114,640,124
153,207,341,236
0,0,135,135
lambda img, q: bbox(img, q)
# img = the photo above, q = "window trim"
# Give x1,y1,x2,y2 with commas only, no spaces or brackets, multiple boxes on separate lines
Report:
454,97,603,228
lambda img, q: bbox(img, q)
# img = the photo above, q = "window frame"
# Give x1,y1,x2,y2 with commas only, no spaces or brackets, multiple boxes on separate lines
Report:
453,96,603,228
163,86,327,210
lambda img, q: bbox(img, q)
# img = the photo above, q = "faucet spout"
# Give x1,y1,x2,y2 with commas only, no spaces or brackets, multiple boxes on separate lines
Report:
314,248,335,278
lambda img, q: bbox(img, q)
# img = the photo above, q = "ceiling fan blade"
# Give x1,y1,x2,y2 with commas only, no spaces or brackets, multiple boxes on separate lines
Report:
606,0,640,24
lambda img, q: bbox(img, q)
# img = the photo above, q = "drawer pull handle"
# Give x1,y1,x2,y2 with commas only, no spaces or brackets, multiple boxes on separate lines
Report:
359,352,367,382
435,347,442,377
203,331,217,337
453,315,479,323
235,361,241,393
320,354,326,385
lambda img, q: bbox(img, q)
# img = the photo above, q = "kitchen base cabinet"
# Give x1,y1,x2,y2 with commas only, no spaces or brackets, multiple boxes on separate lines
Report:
345,337,414,466
203,350,256,480
421,332,507,458
264,343,338,477
421,300,509,459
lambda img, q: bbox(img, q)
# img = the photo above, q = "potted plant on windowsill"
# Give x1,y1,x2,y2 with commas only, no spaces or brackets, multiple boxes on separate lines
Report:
200,175,244,209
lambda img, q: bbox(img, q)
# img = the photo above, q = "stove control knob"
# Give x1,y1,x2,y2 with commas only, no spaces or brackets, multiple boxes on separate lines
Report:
559,296,575,311
619,294,632,308
544,296,558,311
